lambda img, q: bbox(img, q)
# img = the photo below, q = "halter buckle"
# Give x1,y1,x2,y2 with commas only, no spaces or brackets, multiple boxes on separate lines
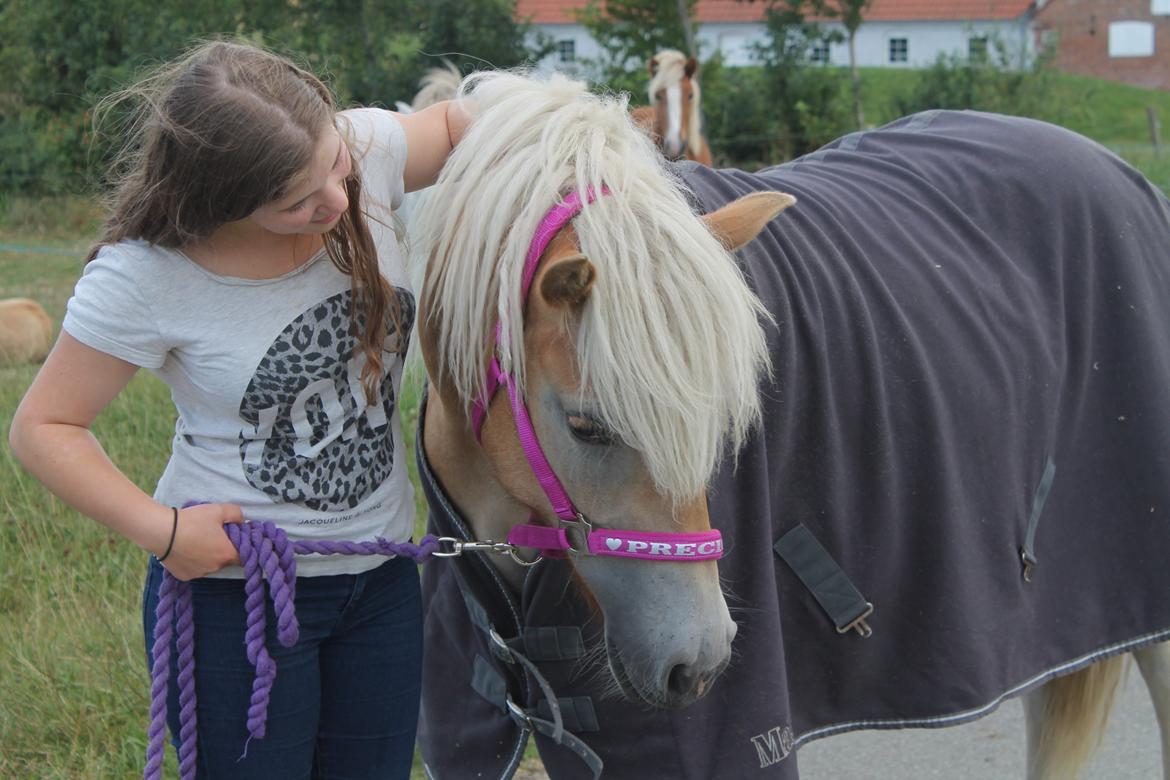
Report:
559,513,593,555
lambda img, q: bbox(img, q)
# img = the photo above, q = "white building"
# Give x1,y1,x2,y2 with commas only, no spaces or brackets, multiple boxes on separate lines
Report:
519,0,1037,73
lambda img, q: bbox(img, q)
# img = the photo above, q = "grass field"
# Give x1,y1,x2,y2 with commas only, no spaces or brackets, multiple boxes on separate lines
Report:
2,70,1169,777
0,203,170,777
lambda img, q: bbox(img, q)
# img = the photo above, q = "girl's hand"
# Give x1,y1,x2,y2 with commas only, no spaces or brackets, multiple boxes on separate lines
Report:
159,503,244,581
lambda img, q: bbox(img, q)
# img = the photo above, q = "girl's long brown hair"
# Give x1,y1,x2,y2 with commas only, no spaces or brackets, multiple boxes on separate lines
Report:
88,39,400,402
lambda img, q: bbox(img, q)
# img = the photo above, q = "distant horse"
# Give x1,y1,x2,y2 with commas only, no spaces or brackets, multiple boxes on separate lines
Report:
0,298,52,367
394,59,461,114
630,49,712,164
410,71,1170,779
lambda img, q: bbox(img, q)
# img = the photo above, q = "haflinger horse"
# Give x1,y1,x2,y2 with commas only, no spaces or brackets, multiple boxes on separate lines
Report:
0,297,53,367
410,71,1170,779
630,49,713,164
394,58,461,114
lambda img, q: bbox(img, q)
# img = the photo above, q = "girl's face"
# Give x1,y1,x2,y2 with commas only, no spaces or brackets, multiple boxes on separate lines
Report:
249,125,352,235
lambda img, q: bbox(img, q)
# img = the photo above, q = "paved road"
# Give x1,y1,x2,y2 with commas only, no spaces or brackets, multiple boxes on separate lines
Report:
517,663,1163,779
797,668,1164,779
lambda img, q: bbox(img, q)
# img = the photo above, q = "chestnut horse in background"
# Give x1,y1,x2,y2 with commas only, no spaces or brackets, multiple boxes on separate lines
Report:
630,49,713,165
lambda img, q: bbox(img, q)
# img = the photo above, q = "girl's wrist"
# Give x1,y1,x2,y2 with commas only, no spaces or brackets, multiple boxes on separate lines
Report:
156,507,179,562
128,502,179,557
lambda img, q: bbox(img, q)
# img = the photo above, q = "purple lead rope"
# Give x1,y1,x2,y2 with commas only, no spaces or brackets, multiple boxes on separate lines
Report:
144,520,439,780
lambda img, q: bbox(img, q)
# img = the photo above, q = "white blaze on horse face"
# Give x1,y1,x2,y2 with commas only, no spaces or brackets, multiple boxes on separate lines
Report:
665,84,684,158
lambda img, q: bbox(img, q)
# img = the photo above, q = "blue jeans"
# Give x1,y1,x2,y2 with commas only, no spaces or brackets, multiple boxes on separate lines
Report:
142,555,422,779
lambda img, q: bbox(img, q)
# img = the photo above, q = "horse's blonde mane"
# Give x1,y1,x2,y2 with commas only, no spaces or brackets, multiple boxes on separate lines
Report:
647,49,704,157
415,70,768,500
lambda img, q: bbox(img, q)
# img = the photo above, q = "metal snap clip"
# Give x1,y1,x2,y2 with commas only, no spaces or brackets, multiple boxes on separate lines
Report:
836,603,874,638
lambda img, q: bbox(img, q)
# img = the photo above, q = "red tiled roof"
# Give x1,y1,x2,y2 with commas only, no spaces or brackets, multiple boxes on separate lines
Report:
516,0,1035,25
859,0,1034,20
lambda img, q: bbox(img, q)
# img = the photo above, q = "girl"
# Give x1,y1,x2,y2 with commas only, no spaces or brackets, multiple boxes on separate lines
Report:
8,40,470,778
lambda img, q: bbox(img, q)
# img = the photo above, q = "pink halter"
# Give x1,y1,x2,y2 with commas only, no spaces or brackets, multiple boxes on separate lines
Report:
469,187,723,563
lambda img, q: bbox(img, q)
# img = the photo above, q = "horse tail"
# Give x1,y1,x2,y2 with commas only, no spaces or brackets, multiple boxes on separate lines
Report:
1025,654,1129,780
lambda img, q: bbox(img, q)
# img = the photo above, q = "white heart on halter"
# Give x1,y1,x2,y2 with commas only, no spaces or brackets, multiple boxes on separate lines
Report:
605,537,622,551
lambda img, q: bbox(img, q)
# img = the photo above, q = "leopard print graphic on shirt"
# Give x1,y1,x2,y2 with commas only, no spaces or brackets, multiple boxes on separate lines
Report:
237,288,416,512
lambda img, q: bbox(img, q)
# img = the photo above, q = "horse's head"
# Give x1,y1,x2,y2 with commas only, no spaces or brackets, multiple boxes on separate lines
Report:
414,72,794,709
647,49,702,160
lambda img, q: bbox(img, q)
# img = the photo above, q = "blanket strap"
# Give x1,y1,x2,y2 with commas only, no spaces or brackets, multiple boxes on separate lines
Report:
521,626,586,662
459,590,603,778
774,524,874,637
471,657,604,779
1021,457,1056,582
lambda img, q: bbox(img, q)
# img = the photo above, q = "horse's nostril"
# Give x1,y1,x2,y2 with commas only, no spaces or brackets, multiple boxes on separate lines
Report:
667,663,697,698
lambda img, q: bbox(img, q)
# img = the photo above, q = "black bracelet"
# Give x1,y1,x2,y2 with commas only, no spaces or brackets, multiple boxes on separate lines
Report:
158,507,179,562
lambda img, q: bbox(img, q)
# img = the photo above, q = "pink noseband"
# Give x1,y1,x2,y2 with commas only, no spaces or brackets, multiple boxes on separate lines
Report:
470,187,723,562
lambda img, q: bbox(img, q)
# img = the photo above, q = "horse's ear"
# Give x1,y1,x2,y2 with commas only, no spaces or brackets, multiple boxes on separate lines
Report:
540,254,596,308
685,57,698,78
648,57,659,76
702,192,796,251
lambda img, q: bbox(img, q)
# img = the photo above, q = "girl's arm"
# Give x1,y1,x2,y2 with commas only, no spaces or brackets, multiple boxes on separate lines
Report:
394,99,474,192
8,332,242,580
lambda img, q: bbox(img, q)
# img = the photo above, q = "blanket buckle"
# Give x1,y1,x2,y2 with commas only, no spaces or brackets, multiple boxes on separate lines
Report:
836,603,874,638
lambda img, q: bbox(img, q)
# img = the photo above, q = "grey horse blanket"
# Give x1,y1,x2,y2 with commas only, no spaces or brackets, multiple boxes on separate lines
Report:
417,110,1170,779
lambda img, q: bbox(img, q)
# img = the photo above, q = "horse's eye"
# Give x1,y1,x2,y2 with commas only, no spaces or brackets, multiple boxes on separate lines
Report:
567,414,616,446
655,89,666,100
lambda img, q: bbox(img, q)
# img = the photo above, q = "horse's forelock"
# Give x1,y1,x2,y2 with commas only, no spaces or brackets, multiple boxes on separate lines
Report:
415,70,768,501
647,50,689,104
572,188,770,501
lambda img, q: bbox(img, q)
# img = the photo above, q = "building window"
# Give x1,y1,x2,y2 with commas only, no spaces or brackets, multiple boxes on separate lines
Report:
1153,0,1170,16
1109,21,1155,57
888,37,908,63
810,41,830,64
968,36,989,60
557,39,576,63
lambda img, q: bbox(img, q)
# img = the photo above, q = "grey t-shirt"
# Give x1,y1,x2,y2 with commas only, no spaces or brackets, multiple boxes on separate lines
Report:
63,108,417,577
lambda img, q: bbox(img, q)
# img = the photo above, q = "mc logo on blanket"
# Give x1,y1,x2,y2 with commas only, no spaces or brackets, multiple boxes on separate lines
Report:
750,724,795,768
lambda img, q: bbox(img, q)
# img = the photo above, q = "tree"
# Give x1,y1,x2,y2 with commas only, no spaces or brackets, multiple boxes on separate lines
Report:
0,0,256,192
893,35,1059,121
834,0,872,129
578,0,698,83
418,0,551,86
0,0,550,194
751,0,848,158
